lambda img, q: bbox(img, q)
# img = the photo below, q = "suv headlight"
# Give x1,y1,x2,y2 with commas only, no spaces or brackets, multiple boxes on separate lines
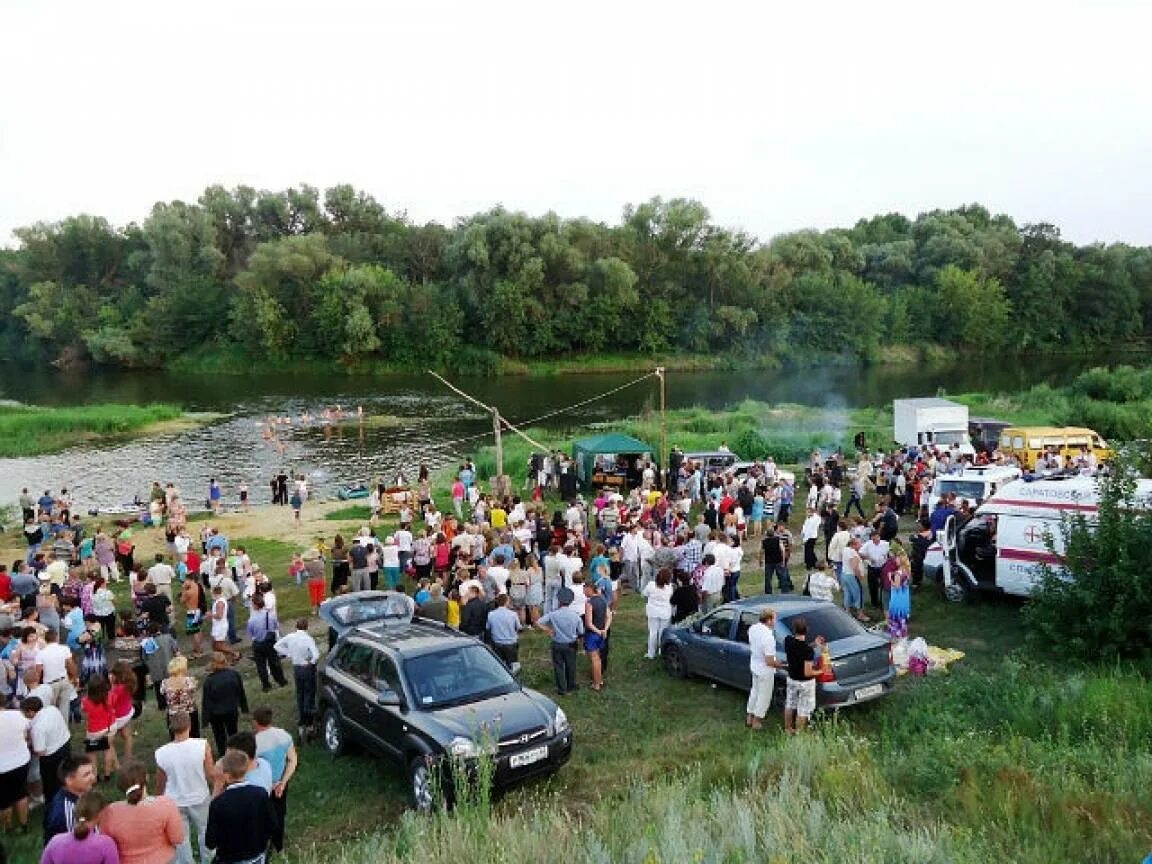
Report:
448,736,495,758
553,707,570,735
449,736,480,758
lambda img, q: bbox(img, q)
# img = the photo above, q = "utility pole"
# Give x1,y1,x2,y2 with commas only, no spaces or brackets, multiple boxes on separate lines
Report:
492,408,504,477
656,366,668,490
429,372,551,492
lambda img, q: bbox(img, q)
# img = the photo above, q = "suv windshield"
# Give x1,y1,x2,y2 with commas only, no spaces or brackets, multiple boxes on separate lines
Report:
404,644,519,708
780,608,863,643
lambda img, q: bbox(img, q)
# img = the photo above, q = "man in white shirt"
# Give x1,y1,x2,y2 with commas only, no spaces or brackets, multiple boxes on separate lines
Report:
485,554,511,601
512,522,534,557
801,508,823,569
543,548,565,612
859,530,890,612
622,532,640,594
699,554,725,612
274,618,322,738
745,607,780,730
394,525,414,575
564,501,583,533
147,553,177,600
155,711,214,864
35,630,77,716
22,696,71,805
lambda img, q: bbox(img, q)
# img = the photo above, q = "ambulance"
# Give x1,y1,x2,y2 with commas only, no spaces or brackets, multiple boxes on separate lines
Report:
938,475,1152,599
927,464,1023,513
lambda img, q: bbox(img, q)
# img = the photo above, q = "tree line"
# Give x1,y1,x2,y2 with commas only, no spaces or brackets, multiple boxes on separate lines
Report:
2,185,1151,371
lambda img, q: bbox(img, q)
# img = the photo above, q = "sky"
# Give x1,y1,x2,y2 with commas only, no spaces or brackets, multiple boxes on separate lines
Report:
1,0,1150,247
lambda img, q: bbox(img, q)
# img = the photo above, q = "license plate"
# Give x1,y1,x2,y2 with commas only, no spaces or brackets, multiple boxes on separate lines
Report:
509,745,548,768
854,684,883,701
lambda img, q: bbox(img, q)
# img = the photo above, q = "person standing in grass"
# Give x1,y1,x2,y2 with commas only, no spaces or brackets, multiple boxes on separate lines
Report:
209,586,240,664
39,790,118,864
159,657,199,740
642,570,674,658
246,596,287,693
253,707,297,853
201,653,249,757
783,617,826,734
22,696,71,809
746,608,780,730
274,619,320,740
80,675,118,781
0,703,31,833
535,588,584,695
206,750,279,864
99,760,183,864
154,711,213,864
582,581,612,691
840,537,869,623
179,575,206,659
43,754,97,844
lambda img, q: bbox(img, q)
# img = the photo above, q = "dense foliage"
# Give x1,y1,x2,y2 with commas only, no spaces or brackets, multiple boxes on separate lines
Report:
1025,461,1152,661
3,188,1152,371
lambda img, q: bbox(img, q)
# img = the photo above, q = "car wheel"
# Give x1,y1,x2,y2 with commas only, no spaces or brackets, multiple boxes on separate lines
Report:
663,644,688,679
321,707,346,756
408,754,437,812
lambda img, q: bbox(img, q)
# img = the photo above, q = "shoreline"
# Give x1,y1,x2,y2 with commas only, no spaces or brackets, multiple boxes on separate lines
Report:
0,405,222,458
149,341,1152,378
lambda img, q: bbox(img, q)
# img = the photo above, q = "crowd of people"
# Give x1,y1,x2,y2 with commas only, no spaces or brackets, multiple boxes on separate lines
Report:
2,483,321,864
0,436,996,861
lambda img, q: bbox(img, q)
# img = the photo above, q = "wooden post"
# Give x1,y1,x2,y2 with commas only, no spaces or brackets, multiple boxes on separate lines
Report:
493,408,504,478
657,366,668,490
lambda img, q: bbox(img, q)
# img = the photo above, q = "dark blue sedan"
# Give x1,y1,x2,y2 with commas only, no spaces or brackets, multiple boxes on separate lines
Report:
659,596,896,709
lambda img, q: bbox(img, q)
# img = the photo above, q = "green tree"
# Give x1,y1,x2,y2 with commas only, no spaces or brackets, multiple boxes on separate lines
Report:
933,265,1012,349
232,234,339,358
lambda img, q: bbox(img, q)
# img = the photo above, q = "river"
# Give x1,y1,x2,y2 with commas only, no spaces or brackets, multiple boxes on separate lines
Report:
0,353,1133,510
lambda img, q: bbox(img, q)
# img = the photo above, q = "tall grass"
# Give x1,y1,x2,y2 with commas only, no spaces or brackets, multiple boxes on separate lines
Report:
288,664,1152,864
297,733,966,864
0,403,184,456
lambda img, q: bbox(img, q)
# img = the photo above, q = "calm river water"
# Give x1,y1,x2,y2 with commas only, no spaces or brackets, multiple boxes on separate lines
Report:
0,354,1131,510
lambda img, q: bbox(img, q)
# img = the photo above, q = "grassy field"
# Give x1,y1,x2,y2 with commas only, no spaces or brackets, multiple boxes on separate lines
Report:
0,403,190,456
4,494,1150,864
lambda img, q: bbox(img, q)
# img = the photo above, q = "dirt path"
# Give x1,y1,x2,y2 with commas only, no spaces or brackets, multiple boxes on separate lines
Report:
0,498,365,564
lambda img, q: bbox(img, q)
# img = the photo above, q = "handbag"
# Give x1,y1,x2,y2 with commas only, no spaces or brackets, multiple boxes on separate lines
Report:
261,610,279,645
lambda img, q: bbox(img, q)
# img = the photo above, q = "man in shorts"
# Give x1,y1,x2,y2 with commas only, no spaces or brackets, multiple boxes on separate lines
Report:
745,607,780,730
783,616,826,734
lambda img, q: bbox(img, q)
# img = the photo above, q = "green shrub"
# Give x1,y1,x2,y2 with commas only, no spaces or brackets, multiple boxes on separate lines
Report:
1024,467,1152,661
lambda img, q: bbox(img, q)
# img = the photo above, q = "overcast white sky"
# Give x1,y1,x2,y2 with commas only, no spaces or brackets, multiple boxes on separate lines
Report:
1,0,1150,247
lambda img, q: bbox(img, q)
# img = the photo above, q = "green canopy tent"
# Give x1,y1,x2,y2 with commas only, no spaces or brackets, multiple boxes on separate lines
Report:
572,432,656,490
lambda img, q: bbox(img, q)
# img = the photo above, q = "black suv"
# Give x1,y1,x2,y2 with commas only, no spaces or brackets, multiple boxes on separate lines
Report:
317,591,572,809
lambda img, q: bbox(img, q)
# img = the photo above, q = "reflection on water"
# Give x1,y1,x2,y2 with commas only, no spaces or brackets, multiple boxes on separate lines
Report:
0,353,1140,511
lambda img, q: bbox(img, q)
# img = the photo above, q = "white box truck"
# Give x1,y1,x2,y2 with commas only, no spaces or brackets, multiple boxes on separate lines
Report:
893,398,973,455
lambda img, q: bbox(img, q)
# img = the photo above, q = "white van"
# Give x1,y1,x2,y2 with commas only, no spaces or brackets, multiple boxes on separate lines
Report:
927,464,1022,513
938,475,1152,599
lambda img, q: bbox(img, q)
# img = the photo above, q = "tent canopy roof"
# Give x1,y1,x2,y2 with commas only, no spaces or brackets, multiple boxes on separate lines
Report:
572,432,654,454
